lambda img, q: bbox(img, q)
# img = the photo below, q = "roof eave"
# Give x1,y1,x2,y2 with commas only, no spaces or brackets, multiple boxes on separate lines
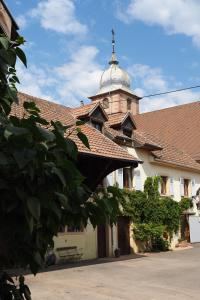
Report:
89,88,142,100
152,158,200,174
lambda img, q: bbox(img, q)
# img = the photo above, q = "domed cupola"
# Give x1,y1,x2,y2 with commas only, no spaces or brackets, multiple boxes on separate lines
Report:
98,30,132,95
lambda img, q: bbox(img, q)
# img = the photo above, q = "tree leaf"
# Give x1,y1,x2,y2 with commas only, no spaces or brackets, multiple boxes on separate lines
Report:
16,47,27,67
76,120,85,126
55,192,70,209
52,167,66,187
77,131,90,149
27,197,40,221
37,127,55,142
24,101,40,113
0,36,9,49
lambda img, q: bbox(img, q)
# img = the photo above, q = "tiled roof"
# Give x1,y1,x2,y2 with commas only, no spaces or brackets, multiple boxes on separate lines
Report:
106,112,135,127
13,92,75,126
135,130,200,172
133,131,162,150
12,93,139,163
105,105,200,172
70,124,139,162
105,126,132,141
71,102,98,118
134,101,200,160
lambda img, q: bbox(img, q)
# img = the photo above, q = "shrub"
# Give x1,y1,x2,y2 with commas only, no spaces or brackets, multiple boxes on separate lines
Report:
133,223,169,251
179,197,193,213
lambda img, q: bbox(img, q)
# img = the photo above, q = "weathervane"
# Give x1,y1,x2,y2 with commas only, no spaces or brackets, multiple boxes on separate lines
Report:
109,28,118,65
112,29,115,54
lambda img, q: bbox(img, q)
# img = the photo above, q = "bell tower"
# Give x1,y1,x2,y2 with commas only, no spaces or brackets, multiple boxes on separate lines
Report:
89,30,141,115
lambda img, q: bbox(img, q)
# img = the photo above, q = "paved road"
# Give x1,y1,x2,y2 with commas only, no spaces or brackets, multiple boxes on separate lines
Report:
27,245,200,300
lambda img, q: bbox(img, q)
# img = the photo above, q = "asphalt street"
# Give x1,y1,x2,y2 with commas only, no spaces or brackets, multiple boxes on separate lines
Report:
26,245,200,300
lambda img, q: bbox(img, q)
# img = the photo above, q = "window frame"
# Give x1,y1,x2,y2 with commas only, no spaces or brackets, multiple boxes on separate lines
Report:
102,97,109,109
127,98,132,111
123,167,133,189
160,175,168,195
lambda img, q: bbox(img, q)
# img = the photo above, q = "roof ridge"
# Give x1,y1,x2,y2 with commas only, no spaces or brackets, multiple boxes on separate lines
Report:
18,91,72,111
72,101,97,111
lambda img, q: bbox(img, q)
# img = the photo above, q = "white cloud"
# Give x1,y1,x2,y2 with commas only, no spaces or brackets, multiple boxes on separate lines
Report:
16,63,57,102
55,45,103,106
16,45,103,107
30,0,87,35
129,63,200,112
117,0,200,47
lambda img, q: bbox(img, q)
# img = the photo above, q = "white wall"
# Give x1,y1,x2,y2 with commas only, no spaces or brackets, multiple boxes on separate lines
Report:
127,147,200,202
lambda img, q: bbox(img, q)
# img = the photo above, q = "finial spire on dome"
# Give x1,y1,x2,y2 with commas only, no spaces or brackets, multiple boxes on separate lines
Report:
109,29,119,65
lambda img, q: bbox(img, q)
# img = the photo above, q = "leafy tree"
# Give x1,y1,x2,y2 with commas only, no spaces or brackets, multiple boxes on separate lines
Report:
0,35,119,278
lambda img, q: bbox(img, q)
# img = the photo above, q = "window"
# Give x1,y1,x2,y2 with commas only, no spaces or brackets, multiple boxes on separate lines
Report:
102,98,109,109
127,99,131,110
184,179,189,197
67,225,84,233
180,178,190,197
123,167,132,189
59,225,84,233
161,176,168,195
123,128,132,138
92,121,102,132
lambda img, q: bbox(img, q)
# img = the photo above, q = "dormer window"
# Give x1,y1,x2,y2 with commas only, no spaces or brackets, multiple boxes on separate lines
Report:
123,128,132,138
102,98,109,109
92,121,102,132
127,99,131,111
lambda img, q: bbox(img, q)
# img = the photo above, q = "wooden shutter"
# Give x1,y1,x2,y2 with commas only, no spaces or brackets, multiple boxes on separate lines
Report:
134,169,142,191
192,179,196,197
117,169,123,188
169,177,174,196
106,173,113,187
180,178,184,197
156,174,161,194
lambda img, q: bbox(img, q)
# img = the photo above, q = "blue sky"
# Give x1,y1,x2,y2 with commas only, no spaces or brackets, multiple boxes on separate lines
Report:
6,0,200,112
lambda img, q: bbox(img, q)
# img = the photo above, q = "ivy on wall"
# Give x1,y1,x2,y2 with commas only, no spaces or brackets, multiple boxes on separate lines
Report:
99,177,193,252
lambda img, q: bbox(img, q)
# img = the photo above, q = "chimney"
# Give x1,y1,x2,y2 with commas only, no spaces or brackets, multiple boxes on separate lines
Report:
80,100,84,106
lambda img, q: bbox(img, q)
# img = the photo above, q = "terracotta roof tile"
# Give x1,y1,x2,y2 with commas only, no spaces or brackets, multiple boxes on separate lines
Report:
12,93,139,163
106,113,127,126
134,101,200,160
70,124,139,162
70,102,98,118
135,130,200,172
105,126,132,141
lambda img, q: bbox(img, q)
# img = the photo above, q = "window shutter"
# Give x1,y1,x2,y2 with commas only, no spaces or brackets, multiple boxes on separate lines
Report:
106,173,113,187
156,174,161,194
169,177,174,196
117,169,123,188
134,169,142,191
180,178,184,197
192,179,196,197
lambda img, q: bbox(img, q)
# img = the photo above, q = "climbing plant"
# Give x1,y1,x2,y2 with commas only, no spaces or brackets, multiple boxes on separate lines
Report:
106,176,184,251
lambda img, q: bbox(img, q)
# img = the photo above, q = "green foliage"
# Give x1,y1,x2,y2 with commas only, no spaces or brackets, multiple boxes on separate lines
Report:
133,223,169,251
179,197,193,213
144,176,161,200
0,35,118,275
160,197,181,237
117,176,182,250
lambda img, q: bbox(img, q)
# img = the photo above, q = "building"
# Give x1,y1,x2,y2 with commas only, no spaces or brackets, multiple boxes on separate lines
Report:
3,0,200,258
0,0,19,39
82,32,200,249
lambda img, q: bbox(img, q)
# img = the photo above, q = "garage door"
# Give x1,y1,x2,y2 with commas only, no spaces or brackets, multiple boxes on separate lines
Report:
189,215,200,243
